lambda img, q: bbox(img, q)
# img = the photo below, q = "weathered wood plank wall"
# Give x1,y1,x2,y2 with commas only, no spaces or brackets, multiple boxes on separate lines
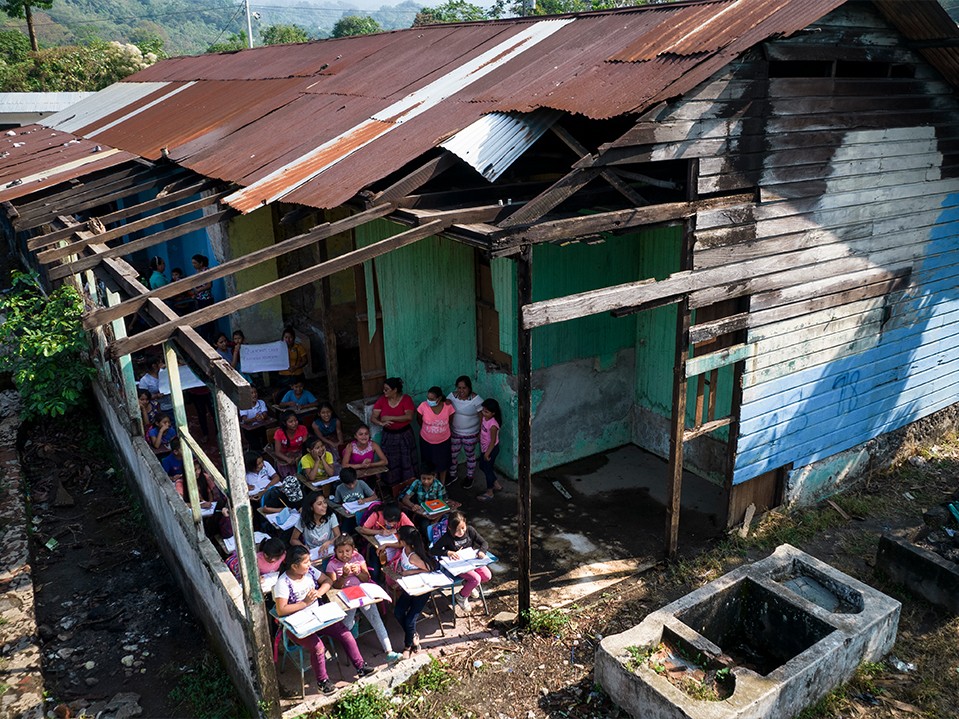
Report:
600,2,959,490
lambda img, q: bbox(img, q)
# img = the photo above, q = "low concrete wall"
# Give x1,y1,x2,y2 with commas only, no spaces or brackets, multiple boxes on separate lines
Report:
876,534,959,614
93,383,263,714
785,403,959,508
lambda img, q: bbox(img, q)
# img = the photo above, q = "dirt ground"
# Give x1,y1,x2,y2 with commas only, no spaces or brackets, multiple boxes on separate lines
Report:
23,416,245,719
319,436,959,719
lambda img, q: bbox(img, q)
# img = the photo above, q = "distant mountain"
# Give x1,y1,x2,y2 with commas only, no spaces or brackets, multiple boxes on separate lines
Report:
16,0,422,56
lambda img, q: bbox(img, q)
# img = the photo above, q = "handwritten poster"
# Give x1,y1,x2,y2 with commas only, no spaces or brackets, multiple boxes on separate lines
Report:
239,340,290,373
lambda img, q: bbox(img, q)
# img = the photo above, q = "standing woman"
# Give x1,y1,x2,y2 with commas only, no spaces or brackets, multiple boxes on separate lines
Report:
370,378,417,494
447,376,483,488
416,386,454,486
148,256,168,289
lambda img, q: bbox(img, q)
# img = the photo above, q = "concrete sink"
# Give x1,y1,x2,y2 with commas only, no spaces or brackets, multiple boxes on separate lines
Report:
596,545,900,719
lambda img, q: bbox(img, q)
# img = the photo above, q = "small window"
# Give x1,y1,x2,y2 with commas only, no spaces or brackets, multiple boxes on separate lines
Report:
835,60,889,78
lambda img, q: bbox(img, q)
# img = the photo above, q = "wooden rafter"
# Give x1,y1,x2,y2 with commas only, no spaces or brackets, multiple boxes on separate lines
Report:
13,163,151,216
15,167,184,229
39,190,230,264
497,167,602,228
82,204,395,330
551,125,649,207
367,153,458,206
492,193,752,254
28,179,218,251
48,209,233,281
107,218,450,358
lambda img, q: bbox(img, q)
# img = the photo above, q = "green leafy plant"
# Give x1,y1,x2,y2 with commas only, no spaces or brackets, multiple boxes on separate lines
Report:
0,271,95,418
522,607,571,637
332,685,392,719
166,651,248,719
624,644,660,673
395,656,454,695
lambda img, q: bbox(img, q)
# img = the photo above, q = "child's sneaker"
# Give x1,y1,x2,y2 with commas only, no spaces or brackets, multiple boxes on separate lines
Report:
319,680,337,695
455,593,471,612
386,651,403,663
356,665,377,679
470,588,480,599
463,476,474,489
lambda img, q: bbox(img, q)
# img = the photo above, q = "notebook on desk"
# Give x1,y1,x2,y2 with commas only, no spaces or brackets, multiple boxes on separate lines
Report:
337,582,391,609
422,499,449,515
282,601,346,637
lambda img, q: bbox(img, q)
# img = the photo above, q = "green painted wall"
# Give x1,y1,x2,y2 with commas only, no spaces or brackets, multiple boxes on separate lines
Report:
355,219,477,400
227,207,282,343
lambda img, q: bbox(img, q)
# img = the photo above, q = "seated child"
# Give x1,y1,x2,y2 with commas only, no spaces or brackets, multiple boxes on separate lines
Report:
278,380,318,410
399,469,459,535
330,467,376,534
431,510,491,613
327,535,401,663
147,413,176,452
356,501,413,579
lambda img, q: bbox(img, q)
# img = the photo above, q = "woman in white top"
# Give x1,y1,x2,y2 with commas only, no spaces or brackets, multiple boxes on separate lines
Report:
273,546,374,695
447,375,483,488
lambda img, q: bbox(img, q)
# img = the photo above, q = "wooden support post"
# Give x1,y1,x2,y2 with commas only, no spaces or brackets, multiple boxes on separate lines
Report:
516,244,533,623
318,238,339,407
665,221,693,559
106,288,140,423
214,387,281,715
164,343,202,528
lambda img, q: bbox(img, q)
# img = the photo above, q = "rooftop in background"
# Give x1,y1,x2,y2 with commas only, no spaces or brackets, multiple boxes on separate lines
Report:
0,92,94,128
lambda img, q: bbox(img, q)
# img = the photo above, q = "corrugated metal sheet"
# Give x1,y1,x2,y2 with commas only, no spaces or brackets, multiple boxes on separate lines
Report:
874,0,959,84
0,124,136,202
0,92,93,114
41,82,172,134
441,109,560,181
224,18,573,213
3,0,939,213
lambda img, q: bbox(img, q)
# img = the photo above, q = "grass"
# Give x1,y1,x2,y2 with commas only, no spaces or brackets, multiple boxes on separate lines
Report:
623,644,660,673
165,650,248,719
522,607,571,637
330,685,392,719
394,656,454,696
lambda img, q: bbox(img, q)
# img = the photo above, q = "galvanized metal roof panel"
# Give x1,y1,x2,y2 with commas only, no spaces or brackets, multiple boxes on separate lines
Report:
0,92,93,114
0,124,135,202
874,0,959,89
441,110,561,181
40,82,172,134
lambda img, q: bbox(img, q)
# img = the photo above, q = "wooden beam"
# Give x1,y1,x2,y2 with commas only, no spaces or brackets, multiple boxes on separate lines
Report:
666,220,693,559
27,179,218,251
683,416,733,442
368,153,457,206
494,194,752,251
14,168,180,228
521,239,852,330
516,244,533,624
48,209,232,281
499,167,602,228
393,204,515,227
551,125,649,207
688,312,750,344
108,218,449,358
397,180,552,211
82,204,395,330
38,191,230,264
83,241,253,408
13,163,150,215
685,343,751,378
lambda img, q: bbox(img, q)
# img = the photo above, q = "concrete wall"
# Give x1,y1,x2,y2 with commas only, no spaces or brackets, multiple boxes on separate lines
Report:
92,383,262,715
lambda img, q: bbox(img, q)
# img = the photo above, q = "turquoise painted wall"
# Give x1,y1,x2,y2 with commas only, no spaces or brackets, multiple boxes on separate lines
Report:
355,219,477,401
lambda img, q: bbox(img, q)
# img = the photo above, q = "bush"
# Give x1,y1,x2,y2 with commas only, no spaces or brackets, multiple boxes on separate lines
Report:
332,685,392,719
522,607,571,637
0,271,95,418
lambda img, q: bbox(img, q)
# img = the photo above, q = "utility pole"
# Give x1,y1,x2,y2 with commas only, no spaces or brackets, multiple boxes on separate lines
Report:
244,0,254,48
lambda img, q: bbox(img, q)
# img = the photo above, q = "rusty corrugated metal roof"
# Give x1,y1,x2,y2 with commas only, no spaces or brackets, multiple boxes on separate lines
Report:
874,0,959,83
16,0,941,213
0,125,136,203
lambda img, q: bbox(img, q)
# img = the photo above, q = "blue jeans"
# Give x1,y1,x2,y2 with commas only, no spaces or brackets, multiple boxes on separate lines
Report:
479,445,500,490
394,591,430,649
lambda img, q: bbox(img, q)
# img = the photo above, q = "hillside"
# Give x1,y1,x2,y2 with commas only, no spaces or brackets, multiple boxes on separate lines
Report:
11,0,422,56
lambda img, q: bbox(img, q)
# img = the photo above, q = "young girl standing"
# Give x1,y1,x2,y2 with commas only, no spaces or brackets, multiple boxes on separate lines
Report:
431,511,491,612
273,546,375,695
477,399,502,501
327,535,402,663
393,526,439,656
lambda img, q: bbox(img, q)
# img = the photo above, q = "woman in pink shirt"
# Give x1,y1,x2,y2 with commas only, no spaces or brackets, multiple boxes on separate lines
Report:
416,385,455,486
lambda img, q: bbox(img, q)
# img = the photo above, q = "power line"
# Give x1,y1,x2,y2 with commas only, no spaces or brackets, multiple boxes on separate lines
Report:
208,2,248,46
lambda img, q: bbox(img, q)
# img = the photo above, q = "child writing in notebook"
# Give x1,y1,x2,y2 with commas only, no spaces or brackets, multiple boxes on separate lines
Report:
431,510,491,612
327,534,402,663
273,545,375,695
393,526,439,656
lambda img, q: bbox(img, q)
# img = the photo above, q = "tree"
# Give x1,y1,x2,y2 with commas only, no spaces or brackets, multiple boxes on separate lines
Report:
414,0,488,26
0,28,30,63
490,0,647,17
331,15,381,38
261,23,310,45
0,271,95,419
0,0,54,52
206,30,248,54
0,40,159,92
